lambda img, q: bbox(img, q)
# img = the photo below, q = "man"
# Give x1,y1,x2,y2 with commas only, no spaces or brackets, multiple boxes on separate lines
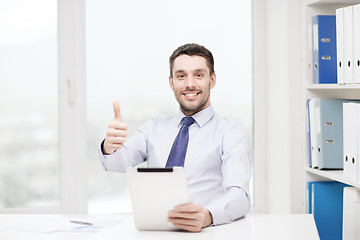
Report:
98,43,251,232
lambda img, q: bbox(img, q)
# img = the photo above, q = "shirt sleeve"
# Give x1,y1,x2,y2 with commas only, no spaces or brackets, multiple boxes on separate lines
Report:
98,122,150,172
205,121,252,225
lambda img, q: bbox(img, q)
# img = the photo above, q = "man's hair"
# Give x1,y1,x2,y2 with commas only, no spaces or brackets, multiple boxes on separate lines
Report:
169,43,215,77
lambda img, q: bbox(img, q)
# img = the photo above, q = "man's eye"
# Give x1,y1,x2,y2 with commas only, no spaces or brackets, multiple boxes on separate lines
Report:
177,74,185,79
196,73,203,78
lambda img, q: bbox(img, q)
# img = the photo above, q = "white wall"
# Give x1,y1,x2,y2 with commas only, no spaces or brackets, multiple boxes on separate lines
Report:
254,0,302,213
266,0,291,213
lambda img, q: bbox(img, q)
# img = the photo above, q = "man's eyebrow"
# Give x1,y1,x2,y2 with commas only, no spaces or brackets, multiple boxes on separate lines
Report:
193,68,207,72
174,69,207,74
174,70,185,75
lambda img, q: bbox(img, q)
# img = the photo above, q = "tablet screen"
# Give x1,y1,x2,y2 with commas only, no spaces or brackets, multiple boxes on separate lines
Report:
126,167,189,231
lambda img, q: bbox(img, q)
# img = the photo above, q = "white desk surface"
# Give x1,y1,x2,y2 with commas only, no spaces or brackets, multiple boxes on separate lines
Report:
0,213,319,240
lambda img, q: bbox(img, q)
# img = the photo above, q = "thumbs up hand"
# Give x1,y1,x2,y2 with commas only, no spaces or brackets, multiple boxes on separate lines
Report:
103,101,128,155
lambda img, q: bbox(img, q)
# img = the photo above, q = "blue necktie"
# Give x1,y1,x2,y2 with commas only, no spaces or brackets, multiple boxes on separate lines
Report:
165,117,195,167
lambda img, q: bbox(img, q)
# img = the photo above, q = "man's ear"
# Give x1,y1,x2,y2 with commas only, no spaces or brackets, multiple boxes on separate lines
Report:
210,73,216,89
169,76,174,91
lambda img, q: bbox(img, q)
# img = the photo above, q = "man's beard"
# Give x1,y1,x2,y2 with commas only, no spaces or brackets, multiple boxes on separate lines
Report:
177,90,210,114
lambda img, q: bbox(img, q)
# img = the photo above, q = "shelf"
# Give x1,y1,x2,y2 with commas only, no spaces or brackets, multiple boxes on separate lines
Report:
306,84,360,99
306,0,360,6
305,167,360,188
302,0,360,221
307,84,360,89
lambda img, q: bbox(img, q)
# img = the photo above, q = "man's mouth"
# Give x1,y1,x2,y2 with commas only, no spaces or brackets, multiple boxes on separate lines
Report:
183,91,200,99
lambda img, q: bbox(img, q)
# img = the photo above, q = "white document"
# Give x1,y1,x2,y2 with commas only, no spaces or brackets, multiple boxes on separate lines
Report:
336,7,345,84
11,217,123,233
309,99,319,168
343,102,351,177
344,6,354,84
353,4,360,84
343,187,360,240
343,103,358,180
350,103,359,181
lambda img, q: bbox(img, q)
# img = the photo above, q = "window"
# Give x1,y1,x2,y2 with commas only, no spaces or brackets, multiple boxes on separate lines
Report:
0,0,59,209
86,0,253,213
0,0,87,213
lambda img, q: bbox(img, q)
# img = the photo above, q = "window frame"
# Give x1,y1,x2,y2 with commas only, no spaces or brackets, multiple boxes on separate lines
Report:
58,0,87,214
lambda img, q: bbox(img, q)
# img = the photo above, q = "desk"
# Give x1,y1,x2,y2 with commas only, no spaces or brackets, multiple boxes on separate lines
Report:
0,213,319,240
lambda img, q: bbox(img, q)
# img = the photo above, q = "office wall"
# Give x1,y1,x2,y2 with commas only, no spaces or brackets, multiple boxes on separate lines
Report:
257,0,302,213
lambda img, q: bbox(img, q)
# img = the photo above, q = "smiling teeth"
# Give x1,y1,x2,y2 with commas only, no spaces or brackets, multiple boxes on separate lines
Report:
186,93,197,96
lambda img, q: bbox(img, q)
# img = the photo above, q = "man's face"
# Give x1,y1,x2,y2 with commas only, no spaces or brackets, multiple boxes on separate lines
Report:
169,55,216,116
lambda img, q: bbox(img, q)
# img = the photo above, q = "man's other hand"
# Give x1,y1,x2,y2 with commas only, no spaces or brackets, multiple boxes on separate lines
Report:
168,202,213,232
103,101,128,155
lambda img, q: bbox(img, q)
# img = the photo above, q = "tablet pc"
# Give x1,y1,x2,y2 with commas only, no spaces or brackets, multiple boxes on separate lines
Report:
126,167,188,231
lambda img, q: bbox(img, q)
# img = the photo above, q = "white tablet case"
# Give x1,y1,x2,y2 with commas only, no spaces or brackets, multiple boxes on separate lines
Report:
126,167,188,231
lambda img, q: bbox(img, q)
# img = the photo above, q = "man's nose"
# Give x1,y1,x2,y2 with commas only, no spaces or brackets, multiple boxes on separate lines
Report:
185,75,195,87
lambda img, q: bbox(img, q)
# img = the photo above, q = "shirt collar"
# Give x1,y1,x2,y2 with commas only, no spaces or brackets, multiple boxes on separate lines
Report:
175,104,214,128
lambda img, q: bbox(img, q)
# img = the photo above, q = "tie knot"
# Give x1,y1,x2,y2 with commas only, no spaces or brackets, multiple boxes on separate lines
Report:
181,117,195,126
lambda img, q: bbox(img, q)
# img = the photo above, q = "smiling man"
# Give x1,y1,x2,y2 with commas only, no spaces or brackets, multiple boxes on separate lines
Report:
98,43,251,232
169,53,215,116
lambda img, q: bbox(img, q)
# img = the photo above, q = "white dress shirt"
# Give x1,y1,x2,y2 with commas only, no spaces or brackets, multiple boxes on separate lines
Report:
98,105,251,225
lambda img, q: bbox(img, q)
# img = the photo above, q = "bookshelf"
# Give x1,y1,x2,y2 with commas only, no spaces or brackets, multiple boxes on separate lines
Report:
305,167,360,188
302,0,360,208
306,84,360,99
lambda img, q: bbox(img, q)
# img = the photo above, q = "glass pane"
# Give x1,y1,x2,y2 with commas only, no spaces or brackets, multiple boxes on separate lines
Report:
0,0,59,209
87,0,252,213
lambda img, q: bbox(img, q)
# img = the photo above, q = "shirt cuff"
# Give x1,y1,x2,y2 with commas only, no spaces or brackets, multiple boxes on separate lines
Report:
98,140,109,170
98,139,119,171
205,187,250,226
206,206,229,226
